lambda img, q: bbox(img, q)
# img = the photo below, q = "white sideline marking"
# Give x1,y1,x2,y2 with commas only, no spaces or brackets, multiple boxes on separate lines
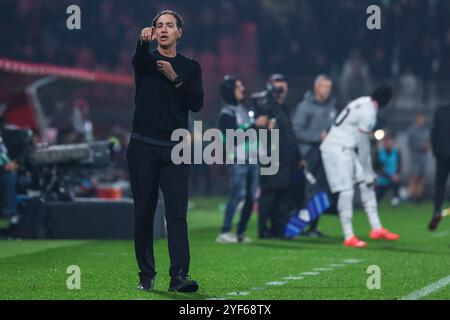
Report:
282,276,304,280
328,264,346,267
314,268,333,272
400,275,450,300
266,281,287,286
431,230,450,238
249,287,266,291
301,272,320,276
222,259,364,299
227,291,249,296
342,259,362,264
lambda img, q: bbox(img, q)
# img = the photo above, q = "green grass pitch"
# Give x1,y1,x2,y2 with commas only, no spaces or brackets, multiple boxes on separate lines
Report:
0,198,449,300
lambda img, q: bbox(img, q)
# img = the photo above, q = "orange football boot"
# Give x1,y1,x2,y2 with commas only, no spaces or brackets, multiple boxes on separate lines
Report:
343,236,367,248
370,228,400,240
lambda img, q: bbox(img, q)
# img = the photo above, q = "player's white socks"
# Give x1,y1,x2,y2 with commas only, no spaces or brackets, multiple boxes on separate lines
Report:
359,183,382,231
338,189,355,240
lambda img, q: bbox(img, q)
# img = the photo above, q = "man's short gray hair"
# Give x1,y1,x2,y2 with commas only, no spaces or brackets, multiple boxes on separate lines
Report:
314,74,332,87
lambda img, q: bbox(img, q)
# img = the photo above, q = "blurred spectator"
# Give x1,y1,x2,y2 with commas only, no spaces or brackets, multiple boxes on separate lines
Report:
407,113,430,203
397,70,420,110
72,97,94,142
428,104,450,231
292,75,337,237
375,134,402,207
293,76,336,156
339,49,372,103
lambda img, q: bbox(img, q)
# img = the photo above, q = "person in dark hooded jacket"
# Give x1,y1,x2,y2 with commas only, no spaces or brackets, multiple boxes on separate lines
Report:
216,76,267,243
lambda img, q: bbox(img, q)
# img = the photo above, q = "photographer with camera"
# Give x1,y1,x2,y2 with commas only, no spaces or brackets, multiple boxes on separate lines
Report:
254,74,301,239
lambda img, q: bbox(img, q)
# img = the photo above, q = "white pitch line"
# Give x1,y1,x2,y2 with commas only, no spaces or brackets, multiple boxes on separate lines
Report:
249,287,266,291
400,275,450,300
282,276,304,280
225,260,364,299
227,291,250,296
431,230,450,238
266,281,287,286
314,267,333,272
342,259,363,264
301,272,320,276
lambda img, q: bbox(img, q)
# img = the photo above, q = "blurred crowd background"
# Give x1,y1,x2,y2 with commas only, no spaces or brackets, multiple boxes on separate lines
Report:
0,0,449,198
3,0,450,79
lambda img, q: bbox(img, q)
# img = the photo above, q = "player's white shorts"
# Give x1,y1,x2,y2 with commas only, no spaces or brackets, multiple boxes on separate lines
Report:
320,145,364,193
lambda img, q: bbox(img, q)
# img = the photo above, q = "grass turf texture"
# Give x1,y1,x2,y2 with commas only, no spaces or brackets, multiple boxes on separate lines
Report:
0,198,449,300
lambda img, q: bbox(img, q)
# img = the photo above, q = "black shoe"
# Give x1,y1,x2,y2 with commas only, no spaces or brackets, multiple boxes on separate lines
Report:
311,230,327,238
169,275,199,293
302,229,327,238
137,278,154,291
301,230,318,238
428,215,442,231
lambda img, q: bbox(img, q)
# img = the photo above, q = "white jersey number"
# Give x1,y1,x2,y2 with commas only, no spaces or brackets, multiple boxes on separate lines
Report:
334,107,351,126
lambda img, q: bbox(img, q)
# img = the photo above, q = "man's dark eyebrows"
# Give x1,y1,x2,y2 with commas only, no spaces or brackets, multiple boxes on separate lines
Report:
156,22,176,27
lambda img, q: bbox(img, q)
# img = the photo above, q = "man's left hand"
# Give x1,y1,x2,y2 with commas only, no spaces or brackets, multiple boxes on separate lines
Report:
157,60,177,82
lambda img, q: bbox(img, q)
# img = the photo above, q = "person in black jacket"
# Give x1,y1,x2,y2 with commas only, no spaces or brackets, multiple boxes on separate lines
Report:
428,104,450,231
257,74,301,239
127,10,203,293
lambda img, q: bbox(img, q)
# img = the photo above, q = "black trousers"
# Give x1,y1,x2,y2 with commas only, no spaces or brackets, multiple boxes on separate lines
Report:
433,157,450,215
376,182,400,202
304,146,337,230
127,138,190,281
258,188,291,238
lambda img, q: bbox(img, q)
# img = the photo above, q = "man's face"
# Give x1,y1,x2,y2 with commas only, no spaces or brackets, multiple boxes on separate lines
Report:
234,80,246,103
314,79,332,102
154,14,182,48
384,137,395,150
416,114,425,127
272,80,289,103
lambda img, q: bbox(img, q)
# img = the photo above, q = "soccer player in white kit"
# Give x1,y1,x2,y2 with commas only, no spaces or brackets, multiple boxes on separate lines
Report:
320,84,400,248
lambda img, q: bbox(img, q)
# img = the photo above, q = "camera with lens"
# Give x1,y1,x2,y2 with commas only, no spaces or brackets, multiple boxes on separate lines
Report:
251,73,287,116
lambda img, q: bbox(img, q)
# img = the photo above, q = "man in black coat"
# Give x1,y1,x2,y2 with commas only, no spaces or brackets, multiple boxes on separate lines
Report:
127,10,203,292
428,104,450,231
257,74,301,239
